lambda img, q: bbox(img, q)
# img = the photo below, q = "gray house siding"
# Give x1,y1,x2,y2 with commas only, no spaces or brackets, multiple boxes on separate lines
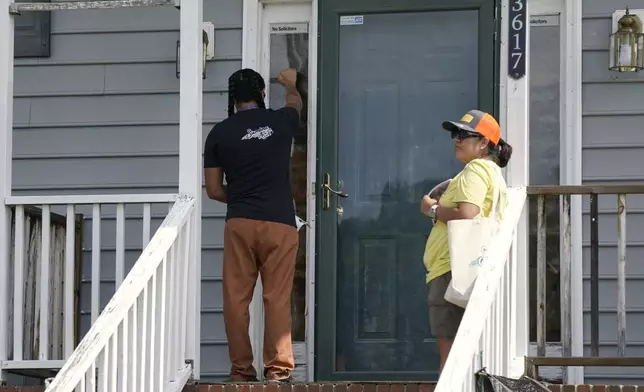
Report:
11,0,240,382
582,0,644,385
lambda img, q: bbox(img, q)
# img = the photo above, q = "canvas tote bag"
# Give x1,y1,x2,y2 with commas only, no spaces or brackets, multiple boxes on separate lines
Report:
444,163,504,308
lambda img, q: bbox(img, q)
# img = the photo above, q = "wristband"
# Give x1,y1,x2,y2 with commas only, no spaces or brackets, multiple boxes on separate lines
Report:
429,204,438,223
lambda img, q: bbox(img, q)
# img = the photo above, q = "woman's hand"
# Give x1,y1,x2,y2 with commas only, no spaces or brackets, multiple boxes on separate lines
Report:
420,195,438,216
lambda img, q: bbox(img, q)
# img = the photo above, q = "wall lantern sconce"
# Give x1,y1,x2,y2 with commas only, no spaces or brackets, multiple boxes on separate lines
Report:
609,7,644,72
176,22,215,79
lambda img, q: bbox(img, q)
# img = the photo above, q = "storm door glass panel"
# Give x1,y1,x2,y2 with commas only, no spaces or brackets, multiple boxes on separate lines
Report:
268,22,310,342
528,14,562,346
335,10,478,375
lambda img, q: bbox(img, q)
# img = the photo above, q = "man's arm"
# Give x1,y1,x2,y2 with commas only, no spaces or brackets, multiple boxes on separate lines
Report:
283,82,303,114
278,68,303,115
204,168,227,203
203,128,227,203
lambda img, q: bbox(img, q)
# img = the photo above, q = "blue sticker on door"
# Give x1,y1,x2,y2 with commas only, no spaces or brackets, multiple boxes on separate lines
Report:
340,15,364,26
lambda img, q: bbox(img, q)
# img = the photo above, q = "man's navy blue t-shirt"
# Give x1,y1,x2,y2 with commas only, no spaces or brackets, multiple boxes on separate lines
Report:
204,107,299,227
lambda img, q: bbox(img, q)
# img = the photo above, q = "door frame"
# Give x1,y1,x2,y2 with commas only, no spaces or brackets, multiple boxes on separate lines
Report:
316,0,500,381
242,0,319,381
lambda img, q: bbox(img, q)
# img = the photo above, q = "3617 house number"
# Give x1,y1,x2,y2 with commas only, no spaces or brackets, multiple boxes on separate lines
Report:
508,0,527,79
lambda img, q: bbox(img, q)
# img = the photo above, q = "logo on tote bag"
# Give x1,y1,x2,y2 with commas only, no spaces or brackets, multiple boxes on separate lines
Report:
469,246,487,268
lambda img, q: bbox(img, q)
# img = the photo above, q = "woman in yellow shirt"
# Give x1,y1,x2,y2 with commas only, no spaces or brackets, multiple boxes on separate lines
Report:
420,109,512,374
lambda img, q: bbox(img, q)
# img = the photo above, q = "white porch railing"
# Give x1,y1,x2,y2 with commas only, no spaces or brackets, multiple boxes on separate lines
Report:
2,194,178,374
435,186,528,392
42,195,196,392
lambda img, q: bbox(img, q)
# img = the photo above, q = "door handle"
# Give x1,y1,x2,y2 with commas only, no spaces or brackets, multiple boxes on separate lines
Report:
322,173,348,210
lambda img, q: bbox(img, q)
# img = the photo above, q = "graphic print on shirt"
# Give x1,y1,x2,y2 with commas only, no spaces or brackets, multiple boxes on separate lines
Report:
241,126,274,141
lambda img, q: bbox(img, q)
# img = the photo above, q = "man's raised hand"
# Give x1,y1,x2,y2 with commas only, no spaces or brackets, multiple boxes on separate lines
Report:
278,68,297,87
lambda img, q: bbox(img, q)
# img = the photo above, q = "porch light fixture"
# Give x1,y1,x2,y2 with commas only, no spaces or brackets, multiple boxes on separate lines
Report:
175,30,210,79
609,7,644,72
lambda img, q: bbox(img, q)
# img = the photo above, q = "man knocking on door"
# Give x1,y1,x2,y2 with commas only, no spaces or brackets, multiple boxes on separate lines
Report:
203,68,302,383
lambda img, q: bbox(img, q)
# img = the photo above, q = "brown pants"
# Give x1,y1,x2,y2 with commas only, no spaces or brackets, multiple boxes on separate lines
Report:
222,218,298,381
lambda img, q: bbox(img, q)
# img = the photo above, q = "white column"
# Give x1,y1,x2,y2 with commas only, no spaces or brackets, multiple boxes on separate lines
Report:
241,0,265,378
178,0,204,380
0,0,14,382
563,0,584,384
501,0,530,378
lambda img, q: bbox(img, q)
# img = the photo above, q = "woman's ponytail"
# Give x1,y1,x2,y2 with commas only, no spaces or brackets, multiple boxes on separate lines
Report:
496,139,513,168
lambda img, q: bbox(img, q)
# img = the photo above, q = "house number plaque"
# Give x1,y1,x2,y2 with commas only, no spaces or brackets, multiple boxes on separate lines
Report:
508,0,527,79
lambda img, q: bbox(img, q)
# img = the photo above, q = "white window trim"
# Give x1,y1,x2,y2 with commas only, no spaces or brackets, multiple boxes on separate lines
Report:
242,0,318,382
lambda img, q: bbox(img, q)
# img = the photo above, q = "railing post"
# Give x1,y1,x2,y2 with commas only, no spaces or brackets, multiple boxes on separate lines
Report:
178,0,204,380
536,195,546,357
561,194,573,382
0,0,15,382
617,194,627,356
589,193,599,356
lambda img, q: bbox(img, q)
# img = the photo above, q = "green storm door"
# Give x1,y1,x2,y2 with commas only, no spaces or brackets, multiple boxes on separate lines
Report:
316,0,498,381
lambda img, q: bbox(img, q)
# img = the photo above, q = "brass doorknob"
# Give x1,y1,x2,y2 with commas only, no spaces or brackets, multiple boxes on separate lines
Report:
322,183,349,198
322,173,349,209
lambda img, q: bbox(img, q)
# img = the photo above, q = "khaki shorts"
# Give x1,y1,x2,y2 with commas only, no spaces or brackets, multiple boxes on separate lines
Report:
428,271,464,339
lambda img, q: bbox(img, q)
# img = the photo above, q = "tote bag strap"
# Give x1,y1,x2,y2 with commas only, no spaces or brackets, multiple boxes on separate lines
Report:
484,160,503,219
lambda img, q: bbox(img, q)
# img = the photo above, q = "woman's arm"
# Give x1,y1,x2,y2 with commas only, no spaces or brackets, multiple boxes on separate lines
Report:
435,202,480,222
420,195,480,222
424,161,491,222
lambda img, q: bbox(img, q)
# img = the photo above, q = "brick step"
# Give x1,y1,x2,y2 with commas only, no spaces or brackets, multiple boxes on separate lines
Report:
2,383,642,392
185,385,644,392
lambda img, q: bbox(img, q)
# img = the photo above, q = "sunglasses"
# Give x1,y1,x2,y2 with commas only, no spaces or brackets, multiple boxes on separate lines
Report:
450,129,482,141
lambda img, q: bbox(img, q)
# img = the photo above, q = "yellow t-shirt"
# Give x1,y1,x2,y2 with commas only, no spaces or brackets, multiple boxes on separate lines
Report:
423,158,507,283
